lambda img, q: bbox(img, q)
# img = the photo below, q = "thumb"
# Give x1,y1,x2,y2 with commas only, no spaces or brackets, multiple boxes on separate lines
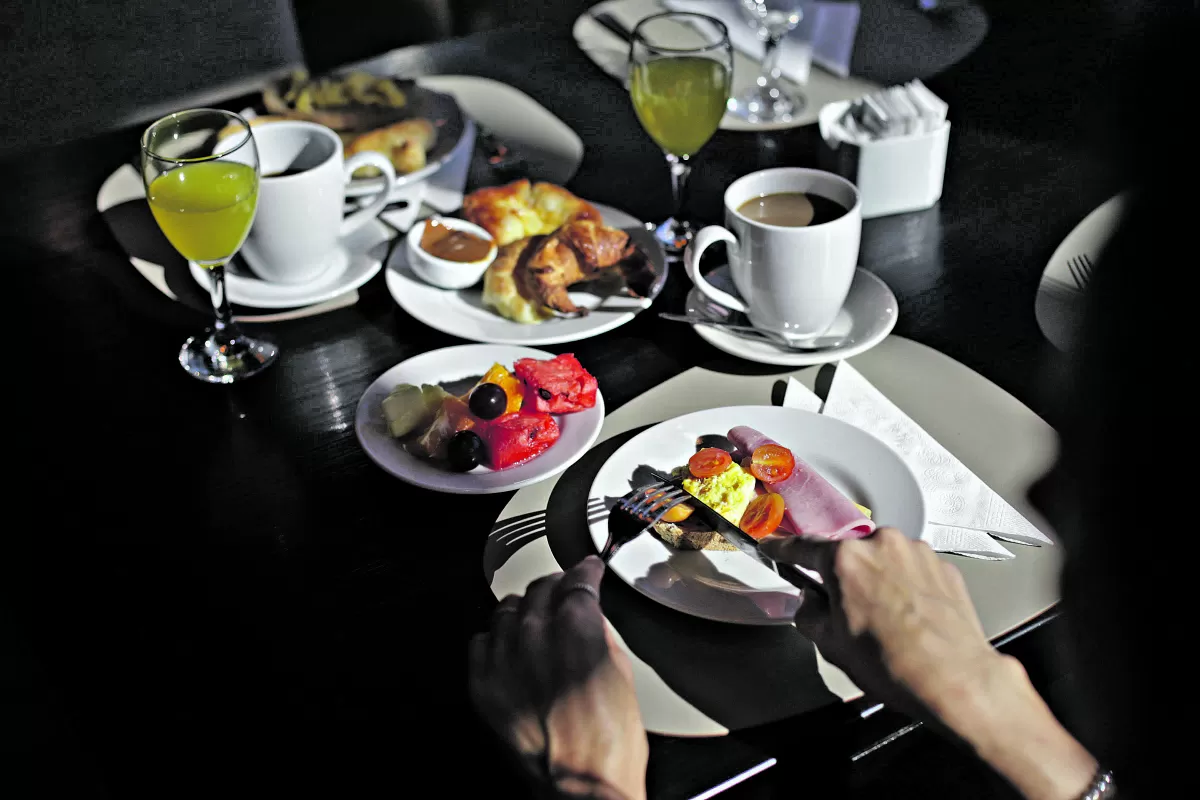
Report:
760,534,837,579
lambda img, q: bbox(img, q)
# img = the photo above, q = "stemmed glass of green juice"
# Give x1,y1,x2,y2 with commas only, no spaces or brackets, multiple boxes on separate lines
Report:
142,109,278,383
629,12,733,253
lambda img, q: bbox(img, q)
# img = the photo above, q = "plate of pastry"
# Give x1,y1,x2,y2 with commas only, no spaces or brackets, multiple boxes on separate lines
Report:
386,179,668,345
250,69,467,196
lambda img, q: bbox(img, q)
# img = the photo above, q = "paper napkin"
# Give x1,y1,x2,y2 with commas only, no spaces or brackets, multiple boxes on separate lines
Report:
665,1,861,81
781,376,1018,560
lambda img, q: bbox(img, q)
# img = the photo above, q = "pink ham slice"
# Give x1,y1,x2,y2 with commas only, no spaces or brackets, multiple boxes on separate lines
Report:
728,426,876,541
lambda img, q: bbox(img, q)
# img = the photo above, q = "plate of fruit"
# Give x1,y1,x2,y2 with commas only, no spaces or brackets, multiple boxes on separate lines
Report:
354,344,605,494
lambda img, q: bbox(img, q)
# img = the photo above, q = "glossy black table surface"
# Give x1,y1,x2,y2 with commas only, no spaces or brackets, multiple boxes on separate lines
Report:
7,13,1119,800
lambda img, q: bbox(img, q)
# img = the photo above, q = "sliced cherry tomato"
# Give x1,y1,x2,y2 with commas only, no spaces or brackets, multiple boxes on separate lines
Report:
740,493,786,539
749,444,797,484
660,503,695,523
688,447,732,478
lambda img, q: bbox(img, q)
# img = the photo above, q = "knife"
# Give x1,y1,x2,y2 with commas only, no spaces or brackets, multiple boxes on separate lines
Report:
589,10,633,43
649,470,827,596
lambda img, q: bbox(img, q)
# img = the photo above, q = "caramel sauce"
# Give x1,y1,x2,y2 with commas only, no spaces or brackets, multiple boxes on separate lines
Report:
420,219,493,262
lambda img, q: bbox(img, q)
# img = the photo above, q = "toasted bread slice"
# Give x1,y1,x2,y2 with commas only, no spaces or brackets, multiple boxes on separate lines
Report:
652,520,738,552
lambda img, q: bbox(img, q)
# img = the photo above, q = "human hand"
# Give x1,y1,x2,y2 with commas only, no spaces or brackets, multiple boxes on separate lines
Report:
469,556,647,800
761,528,1098,800
759,527,1007,729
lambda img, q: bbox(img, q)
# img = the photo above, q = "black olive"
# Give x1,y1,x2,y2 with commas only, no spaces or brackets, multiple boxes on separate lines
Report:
447,430,485,472
469,383,508,420
695,434,738,454
537,388,552,401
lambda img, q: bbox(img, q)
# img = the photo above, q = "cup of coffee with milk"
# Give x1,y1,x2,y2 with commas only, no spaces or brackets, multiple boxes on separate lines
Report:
685,167,861,341
220,120,398,284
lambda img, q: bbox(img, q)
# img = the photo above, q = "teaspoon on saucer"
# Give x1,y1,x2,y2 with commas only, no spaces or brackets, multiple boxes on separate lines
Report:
658,313,847,351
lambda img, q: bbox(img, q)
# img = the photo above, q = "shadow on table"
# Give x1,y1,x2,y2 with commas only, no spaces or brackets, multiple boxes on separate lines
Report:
536,428,840,732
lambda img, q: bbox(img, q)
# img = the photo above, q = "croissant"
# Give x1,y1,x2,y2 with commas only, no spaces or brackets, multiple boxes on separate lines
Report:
520,220,636,315
463,180,601,246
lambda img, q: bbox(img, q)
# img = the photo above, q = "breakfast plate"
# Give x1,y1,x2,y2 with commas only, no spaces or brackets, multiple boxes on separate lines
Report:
189,219,389,309
355,344,605,494
588,405,925,625
385,202,668,345
686,267,898,366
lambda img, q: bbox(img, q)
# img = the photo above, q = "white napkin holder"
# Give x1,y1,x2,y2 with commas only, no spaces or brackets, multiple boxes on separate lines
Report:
818,100,950,220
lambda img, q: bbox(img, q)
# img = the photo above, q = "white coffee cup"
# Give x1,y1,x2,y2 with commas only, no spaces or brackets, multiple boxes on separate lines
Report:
233,121,397,284
685,167,862,340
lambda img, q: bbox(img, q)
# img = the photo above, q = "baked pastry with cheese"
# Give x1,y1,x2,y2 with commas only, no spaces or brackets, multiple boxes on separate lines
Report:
463,180,601,246
346,118,436,176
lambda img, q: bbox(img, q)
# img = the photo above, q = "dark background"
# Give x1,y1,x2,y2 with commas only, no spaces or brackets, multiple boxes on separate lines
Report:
0,1,1168,797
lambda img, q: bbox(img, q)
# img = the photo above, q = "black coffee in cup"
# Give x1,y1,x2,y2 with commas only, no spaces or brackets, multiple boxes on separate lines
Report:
736,192,848,227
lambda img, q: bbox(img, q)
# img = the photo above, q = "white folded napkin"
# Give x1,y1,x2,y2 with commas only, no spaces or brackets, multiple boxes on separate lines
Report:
781,375,1019,560
665,0,862,82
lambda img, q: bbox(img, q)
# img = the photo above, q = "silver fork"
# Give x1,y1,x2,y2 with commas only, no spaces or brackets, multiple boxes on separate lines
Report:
601,481,691,561
1066,254,1094,290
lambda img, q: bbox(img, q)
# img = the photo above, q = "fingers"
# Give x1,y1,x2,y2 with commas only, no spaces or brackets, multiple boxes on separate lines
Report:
792,586,832,643
489,594,522,669
552,556,610,678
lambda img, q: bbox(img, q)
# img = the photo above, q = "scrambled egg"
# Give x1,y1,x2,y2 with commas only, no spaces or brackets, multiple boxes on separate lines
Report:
682,463,757,526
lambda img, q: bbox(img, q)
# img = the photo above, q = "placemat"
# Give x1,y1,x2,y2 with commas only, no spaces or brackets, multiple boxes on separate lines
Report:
485,336,1060,736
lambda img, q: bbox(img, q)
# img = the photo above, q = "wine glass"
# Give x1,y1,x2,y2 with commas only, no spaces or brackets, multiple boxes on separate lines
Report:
629,12,733,253
141,109,278,383
729,0,813,123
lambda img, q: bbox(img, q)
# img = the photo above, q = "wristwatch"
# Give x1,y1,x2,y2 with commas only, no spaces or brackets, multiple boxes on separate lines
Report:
1079,769,1116,800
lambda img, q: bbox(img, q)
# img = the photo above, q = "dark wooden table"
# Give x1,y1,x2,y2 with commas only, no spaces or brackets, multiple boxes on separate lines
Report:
7,13,1121,800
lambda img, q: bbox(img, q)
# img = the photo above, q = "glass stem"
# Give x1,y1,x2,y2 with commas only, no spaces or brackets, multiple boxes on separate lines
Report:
207,263,239,339
665,153,692,222
761,35,783,85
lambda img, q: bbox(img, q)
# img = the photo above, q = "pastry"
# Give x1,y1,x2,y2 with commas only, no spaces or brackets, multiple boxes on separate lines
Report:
481,237,554,324
519,220,635,315
346,118,437,176
463,180,601,246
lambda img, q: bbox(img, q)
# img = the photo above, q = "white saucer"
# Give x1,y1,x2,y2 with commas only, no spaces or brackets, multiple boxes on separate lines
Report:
1035,192,1127,351
588,405,925,625
354,344,605,494
385,202,667,345
686,267,898,366
190,219,390,309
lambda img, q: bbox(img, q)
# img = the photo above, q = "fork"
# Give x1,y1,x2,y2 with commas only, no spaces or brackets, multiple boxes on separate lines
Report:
601,481,691,561
1066,254,1094,290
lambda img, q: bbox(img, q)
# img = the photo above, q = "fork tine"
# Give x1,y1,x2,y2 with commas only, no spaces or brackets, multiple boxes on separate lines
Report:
640,488,686,517
631,486,685,516
1079,253,1094,281
618,482,667,510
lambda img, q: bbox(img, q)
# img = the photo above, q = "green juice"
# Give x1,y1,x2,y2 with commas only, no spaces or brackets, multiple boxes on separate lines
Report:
630,56,730,158
148,161,258,266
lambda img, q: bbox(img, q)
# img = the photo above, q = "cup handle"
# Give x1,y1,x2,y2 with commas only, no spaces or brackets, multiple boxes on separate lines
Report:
341,152,398,236
683,226,748,313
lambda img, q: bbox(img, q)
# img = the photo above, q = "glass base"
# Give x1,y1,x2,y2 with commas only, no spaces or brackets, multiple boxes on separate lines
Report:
653,217,695,254
728,82,806,124
179,327,279,384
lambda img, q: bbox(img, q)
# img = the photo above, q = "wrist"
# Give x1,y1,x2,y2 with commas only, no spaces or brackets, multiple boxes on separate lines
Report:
948,654,1097,800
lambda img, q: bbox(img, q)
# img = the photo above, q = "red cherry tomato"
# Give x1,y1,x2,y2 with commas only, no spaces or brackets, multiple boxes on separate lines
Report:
688,448,732,478
749,444,796,484
740,493,785,539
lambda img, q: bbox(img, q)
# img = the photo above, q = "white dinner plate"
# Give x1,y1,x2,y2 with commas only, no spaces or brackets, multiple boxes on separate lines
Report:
355,344,605,494
190,219,389,309
385,202,668,345
686,267,898,366
588,405,925,625
1035,192,1127,351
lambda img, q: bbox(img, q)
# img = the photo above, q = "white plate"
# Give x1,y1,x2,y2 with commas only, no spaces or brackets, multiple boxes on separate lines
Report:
1035,192,1127,351
355,344,605,494
385,202,668,345
588,405,925,625
189,219,389,309
687,267,897,366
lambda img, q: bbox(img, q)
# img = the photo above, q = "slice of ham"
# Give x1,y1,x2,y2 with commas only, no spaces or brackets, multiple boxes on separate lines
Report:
728,426,876,541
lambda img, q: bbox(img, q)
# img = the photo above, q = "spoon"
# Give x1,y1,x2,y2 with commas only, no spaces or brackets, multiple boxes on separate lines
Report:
658,313,847,351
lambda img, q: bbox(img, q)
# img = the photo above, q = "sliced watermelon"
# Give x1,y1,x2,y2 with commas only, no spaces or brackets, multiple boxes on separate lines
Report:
484,412,560,469
513,353,598,414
